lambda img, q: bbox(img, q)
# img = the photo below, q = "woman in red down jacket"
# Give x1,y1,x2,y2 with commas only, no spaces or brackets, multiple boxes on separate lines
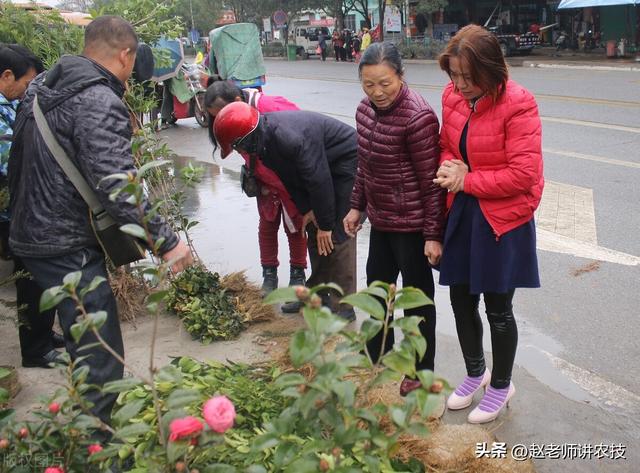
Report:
434,25,544,424
343,42,446,398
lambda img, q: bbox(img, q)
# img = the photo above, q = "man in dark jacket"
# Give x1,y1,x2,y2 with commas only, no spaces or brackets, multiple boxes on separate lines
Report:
8,16,193,429
213,102,357,320
0,44,65,369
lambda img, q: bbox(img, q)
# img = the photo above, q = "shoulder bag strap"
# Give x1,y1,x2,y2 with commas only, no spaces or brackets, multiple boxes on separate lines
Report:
32,95,106,216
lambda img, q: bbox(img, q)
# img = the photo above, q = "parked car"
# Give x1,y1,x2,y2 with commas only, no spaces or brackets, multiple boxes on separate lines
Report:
488,24,540,56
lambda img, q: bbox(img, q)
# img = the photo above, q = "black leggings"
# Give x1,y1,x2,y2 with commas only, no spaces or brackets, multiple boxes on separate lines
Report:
450,285,517,389
366,229,436,372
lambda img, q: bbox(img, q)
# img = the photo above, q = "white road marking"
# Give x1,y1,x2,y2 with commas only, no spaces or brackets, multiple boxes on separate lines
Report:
537,229,640,266
544,147,640,169
538,348,640,411
541,116,640,134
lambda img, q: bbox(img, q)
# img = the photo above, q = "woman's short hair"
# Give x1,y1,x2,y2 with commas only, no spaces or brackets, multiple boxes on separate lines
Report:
358,41,403,79
438,24,508,101
204,80,244,149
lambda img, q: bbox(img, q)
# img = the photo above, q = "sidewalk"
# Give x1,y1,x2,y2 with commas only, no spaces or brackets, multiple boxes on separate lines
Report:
514,46,640,71
266,46,640,72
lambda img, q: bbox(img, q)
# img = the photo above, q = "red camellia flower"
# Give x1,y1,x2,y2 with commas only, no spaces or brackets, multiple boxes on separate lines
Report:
203,396,236,433
48,402,61,415
87,443,103,455
44,467,65,473
168,416,203,442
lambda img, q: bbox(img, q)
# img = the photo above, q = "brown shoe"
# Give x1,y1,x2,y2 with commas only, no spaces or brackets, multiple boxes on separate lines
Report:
399,377,422,397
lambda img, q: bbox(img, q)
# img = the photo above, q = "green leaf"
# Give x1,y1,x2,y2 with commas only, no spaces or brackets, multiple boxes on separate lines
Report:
264,286,298,304
362,286,388,300
156,364,183,383
406,422,430,437
251,432,280,452
246,466,268,473
0,368,11,380
394,287,432,311
102,377,143,394
274,373,307,389
87,311,108,331
390,406,407,427
408,334,427,360
40,286,67,312
63,270,82,288
166,439,190,462
309,282,344,296
289,330,321,368
390,316,422,335
137,159,171,177
0,387,8,403
360,319,383,341
79,275,107,298
371,369,402,386
331,380,357,407
203,465,237,473
416,370,435,390
119,223,147,240
166,389,203,409
70,320,90,343
381,351,416,377
341,293,385,320
115,422,151,439
112,400,146,427
146,289,169,304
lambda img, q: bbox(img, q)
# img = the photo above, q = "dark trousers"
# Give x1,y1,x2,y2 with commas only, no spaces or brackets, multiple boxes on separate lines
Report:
306,225,356,311
15,256,56,358
449,285,517,389
365,229,436,371
22,247,124,426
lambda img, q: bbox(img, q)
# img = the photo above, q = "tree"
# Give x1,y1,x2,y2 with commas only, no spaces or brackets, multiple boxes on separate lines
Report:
55,0,93,12
321,0,355,31
416,0,448,15
174,0,223,35
349,0,370,29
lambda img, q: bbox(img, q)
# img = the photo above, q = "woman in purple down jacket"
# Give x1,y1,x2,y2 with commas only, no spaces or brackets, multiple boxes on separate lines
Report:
343,42,446,397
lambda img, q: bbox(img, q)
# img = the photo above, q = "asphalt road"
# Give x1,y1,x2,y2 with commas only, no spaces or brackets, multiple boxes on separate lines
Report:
163,57,640,472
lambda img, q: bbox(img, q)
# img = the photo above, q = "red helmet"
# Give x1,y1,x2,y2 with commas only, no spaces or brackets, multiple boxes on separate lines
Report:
213,101,260,159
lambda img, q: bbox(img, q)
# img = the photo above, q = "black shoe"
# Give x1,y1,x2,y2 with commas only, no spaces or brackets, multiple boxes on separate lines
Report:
337,308,356,323
22,349,64,369
289,266,306,287
281,300,303,314
52,331,65,348
261,266,278,295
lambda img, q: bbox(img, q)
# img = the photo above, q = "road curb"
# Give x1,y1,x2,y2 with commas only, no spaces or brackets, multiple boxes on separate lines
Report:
522,61,640,72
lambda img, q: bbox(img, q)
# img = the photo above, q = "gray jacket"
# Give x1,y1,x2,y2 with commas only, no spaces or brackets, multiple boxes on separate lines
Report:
8,55,178,257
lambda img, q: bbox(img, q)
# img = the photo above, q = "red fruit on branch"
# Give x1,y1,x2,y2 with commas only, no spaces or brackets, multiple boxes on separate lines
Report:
48,402,61,415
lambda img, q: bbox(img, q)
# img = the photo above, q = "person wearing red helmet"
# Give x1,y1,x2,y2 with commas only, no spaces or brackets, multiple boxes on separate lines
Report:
213,102,358,321
204,81,307,308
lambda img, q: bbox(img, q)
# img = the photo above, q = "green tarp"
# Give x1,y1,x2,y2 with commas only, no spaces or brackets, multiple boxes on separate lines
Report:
168,72,194,103
209,23,266,81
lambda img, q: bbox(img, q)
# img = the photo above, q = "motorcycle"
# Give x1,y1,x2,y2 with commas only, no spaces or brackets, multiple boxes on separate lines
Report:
159,62,209,128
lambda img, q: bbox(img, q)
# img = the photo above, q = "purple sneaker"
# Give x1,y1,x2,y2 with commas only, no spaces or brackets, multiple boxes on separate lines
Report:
446,369,491,410
467,383,516,424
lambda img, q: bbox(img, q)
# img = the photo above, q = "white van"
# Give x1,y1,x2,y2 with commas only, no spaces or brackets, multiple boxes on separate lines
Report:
292,26,331,58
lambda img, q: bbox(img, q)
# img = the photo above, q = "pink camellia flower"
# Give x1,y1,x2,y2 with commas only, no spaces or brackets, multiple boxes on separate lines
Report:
87,443,103,455
44,467,64,473
168,416,204,442
203,395,236,433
